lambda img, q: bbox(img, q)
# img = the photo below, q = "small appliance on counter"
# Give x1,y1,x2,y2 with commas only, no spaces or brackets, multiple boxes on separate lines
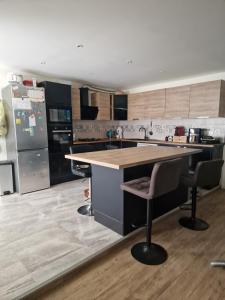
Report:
188,128,219,144
116,126,123,139
200,136,220,144
188,128,202,144
165,136,173,142
174,126,185,136
106,129,116,138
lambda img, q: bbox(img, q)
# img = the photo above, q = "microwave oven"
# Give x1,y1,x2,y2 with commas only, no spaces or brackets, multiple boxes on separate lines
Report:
48,107,72,123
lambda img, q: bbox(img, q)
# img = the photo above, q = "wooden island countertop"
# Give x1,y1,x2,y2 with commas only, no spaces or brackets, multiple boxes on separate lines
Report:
65,145,201,169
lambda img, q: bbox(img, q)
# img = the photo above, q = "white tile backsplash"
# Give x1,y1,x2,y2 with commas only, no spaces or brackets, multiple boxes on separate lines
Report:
119,118,225,142
73,120,120,140
73,118,225,142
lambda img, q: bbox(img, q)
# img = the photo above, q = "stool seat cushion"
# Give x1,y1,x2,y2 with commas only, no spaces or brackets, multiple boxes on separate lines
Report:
121,177,151,200
121,158,183,200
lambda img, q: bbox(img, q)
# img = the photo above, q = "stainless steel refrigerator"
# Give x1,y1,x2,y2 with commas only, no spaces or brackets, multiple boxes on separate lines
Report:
2,83,50,194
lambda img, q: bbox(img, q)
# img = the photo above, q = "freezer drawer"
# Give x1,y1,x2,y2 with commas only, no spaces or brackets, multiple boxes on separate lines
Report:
17,148,50,194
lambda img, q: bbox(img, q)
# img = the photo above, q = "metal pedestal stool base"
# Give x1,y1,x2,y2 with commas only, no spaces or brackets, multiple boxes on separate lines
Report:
131,242,168,265
77,204,94,216
179,216,209,231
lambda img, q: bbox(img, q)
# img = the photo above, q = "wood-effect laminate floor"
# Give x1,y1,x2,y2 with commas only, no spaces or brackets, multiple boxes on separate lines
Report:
0,180,121,300
33,189,225,300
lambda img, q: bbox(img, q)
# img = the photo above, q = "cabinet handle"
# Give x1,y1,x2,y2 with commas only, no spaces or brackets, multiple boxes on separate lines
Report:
52,130,72,133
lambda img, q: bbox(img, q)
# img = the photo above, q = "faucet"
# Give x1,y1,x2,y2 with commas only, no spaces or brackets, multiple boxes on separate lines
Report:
139,126,147,140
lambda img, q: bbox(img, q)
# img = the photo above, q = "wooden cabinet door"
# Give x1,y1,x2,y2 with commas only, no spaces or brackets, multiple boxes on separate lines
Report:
165,86,190,118
128,93,143,120
92,92,111,120
219,80,225,117
128,89,165,120
71,87,80,120
189,81,221,118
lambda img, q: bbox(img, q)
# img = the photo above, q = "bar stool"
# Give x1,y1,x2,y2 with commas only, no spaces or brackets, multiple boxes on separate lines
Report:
70,145,94,216
121,158,183,265
179,159,224,231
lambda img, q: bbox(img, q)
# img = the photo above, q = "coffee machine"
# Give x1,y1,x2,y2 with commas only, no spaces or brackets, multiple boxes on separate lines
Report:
188,128,202,144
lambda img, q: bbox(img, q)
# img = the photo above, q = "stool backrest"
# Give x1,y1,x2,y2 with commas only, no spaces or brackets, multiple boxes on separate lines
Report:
149,158,183,199
69,144,94,176
194,159,224,188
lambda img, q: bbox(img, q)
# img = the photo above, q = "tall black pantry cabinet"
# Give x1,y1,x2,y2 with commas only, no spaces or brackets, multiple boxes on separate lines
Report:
38,81,76,185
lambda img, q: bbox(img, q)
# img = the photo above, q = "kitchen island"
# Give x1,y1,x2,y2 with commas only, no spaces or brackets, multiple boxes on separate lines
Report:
66,146,201,235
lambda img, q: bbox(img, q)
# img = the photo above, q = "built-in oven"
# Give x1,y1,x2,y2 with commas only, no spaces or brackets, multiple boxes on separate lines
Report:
48,124,72,153
47,107,72,124
48,124,75,185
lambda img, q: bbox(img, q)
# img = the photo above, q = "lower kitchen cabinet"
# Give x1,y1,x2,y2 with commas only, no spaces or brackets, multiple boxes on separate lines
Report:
49,152,76,185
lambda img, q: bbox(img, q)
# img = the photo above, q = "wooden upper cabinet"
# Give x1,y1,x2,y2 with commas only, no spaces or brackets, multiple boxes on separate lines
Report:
128,93,142,120
72,81,225,121
91,92,111,120
219,80,225,117
128,89,165,120
71,86,80,120
189,80,224,118
165,86,190,118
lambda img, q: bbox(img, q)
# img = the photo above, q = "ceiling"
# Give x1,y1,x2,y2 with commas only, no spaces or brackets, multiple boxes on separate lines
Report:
0,0,225,90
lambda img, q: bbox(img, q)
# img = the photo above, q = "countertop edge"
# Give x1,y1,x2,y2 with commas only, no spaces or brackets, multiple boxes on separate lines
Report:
65,148,202,169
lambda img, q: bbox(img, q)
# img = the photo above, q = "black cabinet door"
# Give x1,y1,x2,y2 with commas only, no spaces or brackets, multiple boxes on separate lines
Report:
80,88,89,106
38,81,71,106
92,143,107,151
114,108,127,120
113,95,127,120
49,152,76,185
114,95,127,109
121,141,137,148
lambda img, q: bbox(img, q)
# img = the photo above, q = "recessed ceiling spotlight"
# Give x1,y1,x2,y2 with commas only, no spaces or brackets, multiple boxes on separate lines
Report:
76,44,84,48
127,60,133,64
159,70,165,73
40,61,46,65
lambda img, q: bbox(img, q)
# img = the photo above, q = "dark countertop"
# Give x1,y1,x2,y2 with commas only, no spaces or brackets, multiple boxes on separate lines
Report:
73,138,119,145
125,139,224,148
73,138,223,148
